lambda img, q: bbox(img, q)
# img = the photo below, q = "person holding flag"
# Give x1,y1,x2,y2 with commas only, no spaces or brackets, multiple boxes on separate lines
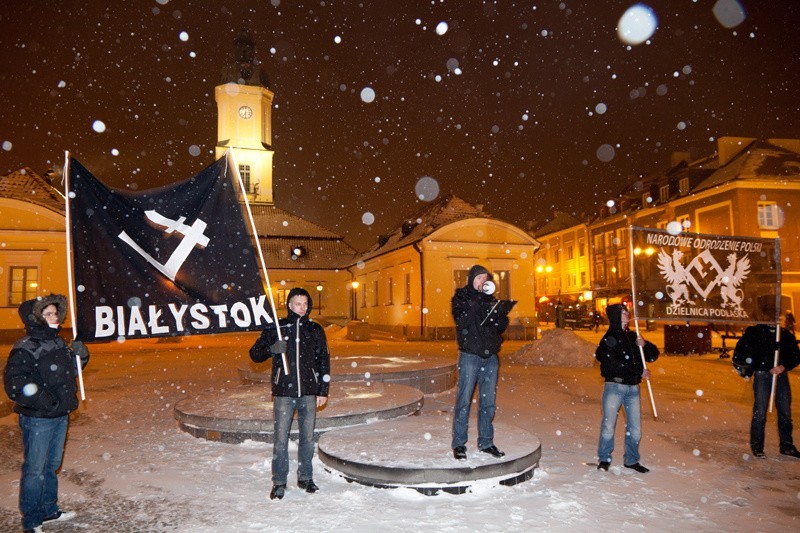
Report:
732,306,800,459
4,294,89,533
249,288,330,500
595,302,659,473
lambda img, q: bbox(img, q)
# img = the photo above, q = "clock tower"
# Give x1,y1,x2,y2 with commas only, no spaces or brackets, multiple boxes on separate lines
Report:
215,30,275,204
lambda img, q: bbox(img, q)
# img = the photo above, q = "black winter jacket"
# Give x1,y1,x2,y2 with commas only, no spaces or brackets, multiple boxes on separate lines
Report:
4,297,82,418
732,324,800,376
250,310,330,398
595,304,659,385
451,284,508,358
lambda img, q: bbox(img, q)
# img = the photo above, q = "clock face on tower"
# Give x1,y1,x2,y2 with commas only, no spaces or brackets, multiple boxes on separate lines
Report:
238,105,253,119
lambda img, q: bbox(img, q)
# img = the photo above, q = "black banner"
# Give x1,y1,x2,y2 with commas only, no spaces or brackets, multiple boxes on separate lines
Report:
68,156,272,341
630,227,780,324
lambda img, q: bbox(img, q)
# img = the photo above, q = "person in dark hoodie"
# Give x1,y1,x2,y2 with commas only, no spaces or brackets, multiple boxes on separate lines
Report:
595,302,658,473
250,288,330,501
732,304,800,459
4,294,89,533
450,264,509,460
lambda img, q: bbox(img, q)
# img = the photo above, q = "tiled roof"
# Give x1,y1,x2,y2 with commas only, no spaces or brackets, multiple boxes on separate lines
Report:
257,236,357,270
692,138,800,192
353,195,499,262
249,204,343,239
0,167,65,213
534,211,584,237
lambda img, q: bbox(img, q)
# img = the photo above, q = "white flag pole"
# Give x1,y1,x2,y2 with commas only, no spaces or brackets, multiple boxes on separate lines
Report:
62,152,85,401
768,239,782,413
629,226,657,418
226,150,289,376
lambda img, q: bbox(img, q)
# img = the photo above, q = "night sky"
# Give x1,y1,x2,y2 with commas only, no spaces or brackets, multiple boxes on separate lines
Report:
2,1,799,251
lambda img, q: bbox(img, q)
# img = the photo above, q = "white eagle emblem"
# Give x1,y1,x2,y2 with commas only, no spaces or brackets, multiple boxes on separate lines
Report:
715,252,750,311
657,248,696,307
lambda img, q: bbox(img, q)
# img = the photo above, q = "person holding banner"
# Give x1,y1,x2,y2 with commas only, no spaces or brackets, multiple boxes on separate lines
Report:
595,303,659,473
732,311,800,459
249,288,330,500
4,294,89,533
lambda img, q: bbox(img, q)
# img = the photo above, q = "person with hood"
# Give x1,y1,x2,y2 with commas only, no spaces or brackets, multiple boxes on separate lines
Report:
732,307,800,459
250,288,330,500
4,294,89,533
595,302,658,473
450,264,510,460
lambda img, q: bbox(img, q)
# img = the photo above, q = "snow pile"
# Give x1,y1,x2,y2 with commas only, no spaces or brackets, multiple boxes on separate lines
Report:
508,328,597,367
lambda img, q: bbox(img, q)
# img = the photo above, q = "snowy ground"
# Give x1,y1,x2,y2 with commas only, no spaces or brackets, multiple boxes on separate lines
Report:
1,328,799,532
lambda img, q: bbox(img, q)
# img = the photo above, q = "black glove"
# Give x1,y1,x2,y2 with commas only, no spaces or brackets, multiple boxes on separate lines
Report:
72,340,90,367
733,361,753,379
269,340,287,354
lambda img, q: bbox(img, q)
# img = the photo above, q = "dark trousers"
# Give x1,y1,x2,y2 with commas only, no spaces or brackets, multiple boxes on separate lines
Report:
751,371,794,452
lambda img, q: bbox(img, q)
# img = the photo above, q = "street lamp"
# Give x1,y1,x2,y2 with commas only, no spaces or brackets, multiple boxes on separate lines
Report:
316,284,323,315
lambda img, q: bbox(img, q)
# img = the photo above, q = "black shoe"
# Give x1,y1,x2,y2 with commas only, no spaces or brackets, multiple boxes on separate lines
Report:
270,484,286,500
297,479,319,493
780,447,800,458
624,463,650,473
597,461,610,471
453,446,467,460
752,449,767,459
23,528,42,533
479,445,505,458
43,510,76,523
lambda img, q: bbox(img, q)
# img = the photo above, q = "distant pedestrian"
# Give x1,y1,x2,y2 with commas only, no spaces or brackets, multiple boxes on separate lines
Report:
732,308,800,459
450,265,512,461
593,311,601,332
595,303,659,473
4,295,89,533
250,288,330,500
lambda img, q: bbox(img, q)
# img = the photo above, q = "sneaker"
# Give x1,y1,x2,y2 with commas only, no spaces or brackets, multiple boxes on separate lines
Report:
43,510,77,523
453,446,467,460
269,484,286,500
752,449,767,459
597,461,610,471
624,463,650,473
479,445,505,458
297,479,319,493
780,447,800,458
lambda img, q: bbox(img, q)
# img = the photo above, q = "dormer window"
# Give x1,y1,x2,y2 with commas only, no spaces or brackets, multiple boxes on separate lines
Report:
679,177,689,195
659,185,669,203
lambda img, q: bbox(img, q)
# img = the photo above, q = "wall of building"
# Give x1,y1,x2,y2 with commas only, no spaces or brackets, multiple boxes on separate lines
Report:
0,199,70,338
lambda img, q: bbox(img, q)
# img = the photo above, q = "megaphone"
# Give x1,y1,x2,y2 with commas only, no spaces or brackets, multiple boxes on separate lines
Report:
482,280,496,295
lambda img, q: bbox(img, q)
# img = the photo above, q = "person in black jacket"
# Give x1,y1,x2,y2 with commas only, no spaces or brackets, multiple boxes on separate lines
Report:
595,303,659,473
4,294,89,533
732,310,800,459
450,265,509,460
250,288,330,500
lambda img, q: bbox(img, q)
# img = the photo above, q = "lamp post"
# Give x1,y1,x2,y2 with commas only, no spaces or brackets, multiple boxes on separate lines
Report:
350,280,360,320
316,284,323,316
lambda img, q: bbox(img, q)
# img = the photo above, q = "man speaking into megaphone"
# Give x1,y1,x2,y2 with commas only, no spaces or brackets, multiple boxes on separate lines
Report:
450,264,516,461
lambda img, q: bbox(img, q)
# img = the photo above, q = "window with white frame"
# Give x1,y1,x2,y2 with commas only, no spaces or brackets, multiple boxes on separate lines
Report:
757,201,780,229
679,177,690,195
239,164,251,192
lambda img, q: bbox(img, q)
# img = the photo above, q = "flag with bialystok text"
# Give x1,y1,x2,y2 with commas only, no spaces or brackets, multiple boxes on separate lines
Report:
629,227,780,324
68,156,272,342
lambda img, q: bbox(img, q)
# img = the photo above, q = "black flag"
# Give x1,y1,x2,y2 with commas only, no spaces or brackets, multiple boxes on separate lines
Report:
68,156,272,341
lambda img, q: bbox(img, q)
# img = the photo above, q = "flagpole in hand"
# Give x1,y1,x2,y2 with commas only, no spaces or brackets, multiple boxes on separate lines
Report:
768,318,781,413
628,227,657,418
62,151,86,400
228,150,289,376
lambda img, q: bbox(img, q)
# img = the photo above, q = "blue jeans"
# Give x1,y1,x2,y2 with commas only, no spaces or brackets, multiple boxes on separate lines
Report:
452,351,498,450
751,371,794,452
598,382,642,465
272,396,317,485
19,414,68,530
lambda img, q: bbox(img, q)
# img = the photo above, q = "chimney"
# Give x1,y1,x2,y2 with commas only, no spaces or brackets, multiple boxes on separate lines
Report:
670,151,691,167
718,136,756,166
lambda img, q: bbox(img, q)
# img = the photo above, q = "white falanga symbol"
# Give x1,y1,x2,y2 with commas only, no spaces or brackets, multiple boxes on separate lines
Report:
118,210,210,281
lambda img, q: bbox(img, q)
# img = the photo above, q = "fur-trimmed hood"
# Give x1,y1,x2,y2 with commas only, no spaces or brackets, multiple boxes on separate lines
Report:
18,294,68,328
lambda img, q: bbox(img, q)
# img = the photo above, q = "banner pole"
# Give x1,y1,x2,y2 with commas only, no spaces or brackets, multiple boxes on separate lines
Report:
226,150,289,376
768,238,782,413
62,152,85,401
629,226,657,418
767,324,780,413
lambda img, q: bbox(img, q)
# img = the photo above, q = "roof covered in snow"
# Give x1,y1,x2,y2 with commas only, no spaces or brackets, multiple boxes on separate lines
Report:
0,167,65,214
